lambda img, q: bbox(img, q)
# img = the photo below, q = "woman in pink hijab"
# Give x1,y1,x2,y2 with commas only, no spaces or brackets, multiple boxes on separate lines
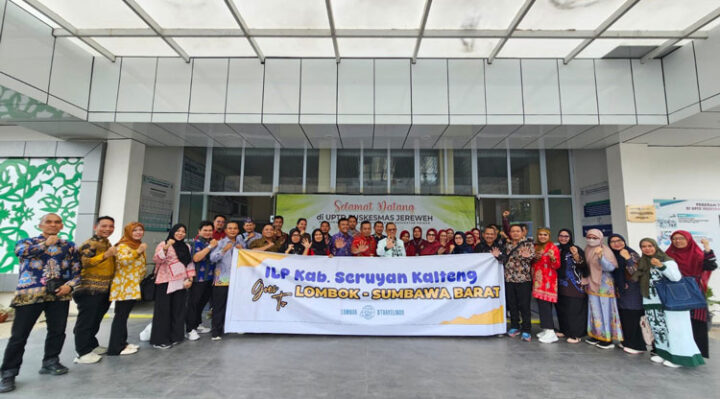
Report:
584,229,623,349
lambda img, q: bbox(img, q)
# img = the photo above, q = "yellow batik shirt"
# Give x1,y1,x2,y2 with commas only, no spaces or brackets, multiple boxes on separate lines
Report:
109,244,146,301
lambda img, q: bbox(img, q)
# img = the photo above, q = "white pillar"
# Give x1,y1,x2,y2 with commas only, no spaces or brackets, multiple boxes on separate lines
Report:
98,139,146,244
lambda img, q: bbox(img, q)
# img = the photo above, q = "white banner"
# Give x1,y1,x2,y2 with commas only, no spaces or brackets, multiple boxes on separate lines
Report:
225,250,506,336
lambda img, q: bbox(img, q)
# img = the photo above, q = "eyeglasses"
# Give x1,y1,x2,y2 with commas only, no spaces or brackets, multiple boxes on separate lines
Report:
427,233,436,236
387,228,397,232
558,234,571,238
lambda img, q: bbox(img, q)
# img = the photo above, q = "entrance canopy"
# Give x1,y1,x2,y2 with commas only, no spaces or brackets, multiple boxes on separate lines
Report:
13,0,720,62
2,0,720,150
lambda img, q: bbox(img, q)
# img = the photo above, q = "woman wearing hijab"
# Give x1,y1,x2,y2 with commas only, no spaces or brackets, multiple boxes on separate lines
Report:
584,229,623,349
465,232,476,250
437,230,451,255
151,224,195,349
665,230,717,359
450,232,473,254
608,234,646,354
309,229,331,256
556,229,587,344
471,228,482,245
419,228,441,255
282,229,311,255
400,230,410,246
533,228,561,344
406,226,425,257
634,238,704,368
107,222,146,356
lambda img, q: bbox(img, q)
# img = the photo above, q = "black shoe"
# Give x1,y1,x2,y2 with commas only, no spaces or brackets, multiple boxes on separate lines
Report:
0,377,15,393
596,341,615,350
39,362,69,376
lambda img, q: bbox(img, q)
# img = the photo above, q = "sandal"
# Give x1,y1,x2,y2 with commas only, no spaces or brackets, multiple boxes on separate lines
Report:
566,337,581,344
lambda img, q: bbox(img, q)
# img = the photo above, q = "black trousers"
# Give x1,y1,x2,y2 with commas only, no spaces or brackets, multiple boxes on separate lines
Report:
107,300,136,355
691,318,709,358
1,300,69,377
211,285,229,337
618,308,647,351
186,280,213,332
537,299,556,330
556,295,587,339
618,308,646,351
506,282,532,333
73,293,111,356
150,283,187,346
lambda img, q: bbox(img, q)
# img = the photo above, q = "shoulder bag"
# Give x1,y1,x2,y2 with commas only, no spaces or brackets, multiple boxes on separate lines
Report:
654,276,706,311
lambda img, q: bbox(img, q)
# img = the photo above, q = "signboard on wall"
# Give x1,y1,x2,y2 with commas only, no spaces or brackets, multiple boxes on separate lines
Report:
654,199,720,249
626,204,656,223
275,194,476,234
138,175,174,232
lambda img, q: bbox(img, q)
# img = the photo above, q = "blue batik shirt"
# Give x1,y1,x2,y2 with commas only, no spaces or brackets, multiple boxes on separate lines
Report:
12,235,81,307
192,237,216,282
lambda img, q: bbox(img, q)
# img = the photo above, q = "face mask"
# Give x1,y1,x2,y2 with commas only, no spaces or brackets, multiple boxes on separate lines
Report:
586,238,601,246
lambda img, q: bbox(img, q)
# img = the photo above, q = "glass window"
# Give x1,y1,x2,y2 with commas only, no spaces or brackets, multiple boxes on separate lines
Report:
279,149,303,193
452,149,472,195
336,150,360,193
478,198,545,235
392,150,415,194
306,149,320,193
419,150,440,194
510,150,541,195
477,150,508,194
181,147,206,192
178,194,204,232
546,150,571,195
549,198,574,234
210,148,242,192
207,196,274,226
243,148,274,192
363,149,388,194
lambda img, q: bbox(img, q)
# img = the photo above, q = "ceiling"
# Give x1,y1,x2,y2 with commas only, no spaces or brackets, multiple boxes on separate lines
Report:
11,0,720,63
3,106,720,149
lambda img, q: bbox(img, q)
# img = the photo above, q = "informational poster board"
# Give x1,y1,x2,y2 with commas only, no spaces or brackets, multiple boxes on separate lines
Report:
655,199,720,298
138,175,174,232
654,199,720,249
580,182,612,236
275,194,476,233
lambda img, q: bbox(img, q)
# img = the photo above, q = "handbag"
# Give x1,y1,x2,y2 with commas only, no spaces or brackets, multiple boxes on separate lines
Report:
140,274,156,302
639,315,654,346
654,276,707,311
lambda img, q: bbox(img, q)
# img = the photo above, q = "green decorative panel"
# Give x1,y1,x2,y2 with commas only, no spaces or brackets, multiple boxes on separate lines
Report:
0,158,83,273
0,84,75,121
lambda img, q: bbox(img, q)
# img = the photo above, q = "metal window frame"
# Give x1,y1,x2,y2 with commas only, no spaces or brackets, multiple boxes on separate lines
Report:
180,146,576,236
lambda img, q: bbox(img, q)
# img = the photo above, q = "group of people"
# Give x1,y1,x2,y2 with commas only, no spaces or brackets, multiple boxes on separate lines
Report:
0,211,716,393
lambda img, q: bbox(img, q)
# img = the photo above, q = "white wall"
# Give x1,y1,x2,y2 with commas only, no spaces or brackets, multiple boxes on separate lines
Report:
607,143,720,298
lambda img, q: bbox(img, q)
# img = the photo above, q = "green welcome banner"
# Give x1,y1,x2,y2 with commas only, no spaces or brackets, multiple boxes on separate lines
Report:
276,194,475,234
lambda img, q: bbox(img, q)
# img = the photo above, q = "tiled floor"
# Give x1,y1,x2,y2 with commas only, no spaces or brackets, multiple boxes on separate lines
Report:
0,308,717,398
